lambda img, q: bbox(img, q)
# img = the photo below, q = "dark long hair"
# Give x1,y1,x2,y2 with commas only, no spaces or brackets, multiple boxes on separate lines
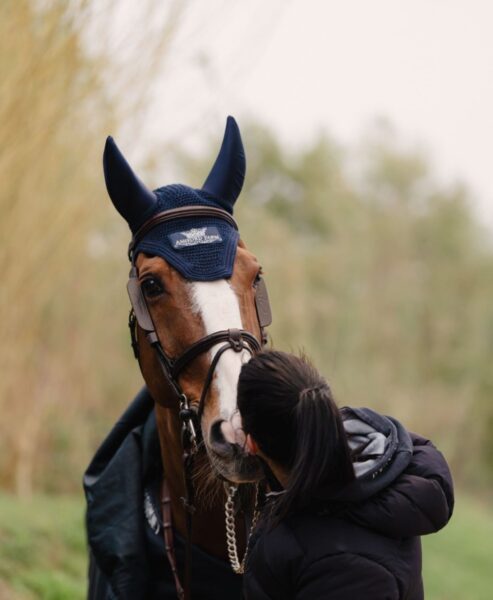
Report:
237,350,354,524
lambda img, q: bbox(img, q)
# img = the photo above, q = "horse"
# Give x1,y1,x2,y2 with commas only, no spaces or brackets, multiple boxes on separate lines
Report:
84,117,272,600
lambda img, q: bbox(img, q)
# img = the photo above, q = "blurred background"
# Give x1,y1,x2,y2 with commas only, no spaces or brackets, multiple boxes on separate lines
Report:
1,0,492,598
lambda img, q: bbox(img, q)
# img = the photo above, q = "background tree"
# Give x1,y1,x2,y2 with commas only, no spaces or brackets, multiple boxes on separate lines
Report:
184,120,493,486
2,1,492,498
0,0,183,495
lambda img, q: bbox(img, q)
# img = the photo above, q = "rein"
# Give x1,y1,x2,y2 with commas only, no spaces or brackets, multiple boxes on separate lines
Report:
125,205,271,600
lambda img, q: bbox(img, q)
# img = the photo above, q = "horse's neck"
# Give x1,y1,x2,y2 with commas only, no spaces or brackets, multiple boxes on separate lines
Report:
155,405,238,561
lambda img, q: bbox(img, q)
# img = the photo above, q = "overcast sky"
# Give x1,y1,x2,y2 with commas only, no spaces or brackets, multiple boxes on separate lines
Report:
134,0,493,228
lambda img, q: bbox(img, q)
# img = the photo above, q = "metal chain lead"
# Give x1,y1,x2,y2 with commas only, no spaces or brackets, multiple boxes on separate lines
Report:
225,484,260,575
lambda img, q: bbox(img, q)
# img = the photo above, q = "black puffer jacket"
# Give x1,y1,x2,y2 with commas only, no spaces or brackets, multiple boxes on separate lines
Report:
243,407,454,600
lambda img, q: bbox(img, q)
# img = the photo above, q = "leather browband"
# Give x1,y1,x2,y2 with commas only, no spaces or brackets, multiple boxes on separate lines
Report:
128,205,238,261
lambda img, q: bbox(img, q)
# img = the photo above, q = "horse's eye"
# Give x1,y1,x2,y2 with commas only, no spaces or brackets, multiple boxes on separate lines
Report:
253,269,263,288
141,277,164,299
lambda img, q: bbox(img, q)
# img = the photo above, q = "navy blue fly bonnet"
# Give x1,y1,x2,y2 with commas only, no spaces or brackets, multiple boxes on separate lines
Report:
103,117,245,281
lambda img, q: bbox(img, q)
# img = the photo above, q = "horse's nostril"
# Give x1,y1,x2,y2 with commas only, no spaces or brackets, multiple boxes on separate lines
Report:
210,420,228,445
209,420,240,458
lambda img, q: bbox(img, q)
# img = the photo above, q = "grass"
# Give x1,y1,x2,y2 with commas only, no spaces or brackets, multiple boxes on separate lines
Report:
422,494,493,600
0,491,491,599
0,494,86,600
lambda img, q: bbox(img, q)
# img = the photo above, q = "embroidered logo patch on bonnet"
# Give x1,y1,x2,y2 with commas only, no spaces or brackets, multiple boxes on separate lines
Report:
169,227,222,249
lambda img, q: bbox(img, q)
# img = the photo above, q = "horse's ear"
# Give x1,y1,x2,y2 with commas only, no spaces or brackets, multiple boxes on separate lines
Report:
202,116,246,209
103,136,157,230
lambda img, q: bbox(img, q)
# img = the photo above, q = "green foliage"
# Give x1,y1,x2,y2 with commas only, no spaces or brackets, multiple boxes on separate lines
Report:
423,495,493,600
0,0,177,495
0,0,124,495
1,2,492,497
229,122,493,486
186,119,493,485
0,494,86,599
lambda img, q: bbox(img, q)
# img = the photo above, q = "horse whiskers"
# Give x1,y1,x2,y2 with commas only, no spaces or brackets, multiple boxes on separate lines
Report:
191,444,225,508
190,443,259,510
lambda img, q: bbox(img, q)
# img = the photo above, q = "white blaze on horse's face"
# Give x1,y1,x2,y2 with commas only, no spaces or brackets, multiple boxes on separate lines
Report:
184,245,265,482
189,273,264,482
191,280,251,423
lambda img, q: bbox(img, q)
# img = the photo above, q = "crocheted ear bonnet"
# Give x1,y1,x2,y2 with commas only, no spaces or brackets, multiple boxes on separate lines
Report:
103,117,245,281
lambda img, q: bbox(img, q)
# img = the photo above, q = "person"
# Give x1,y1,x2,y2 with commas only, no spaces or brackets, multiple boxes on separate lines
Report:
237,350,454,600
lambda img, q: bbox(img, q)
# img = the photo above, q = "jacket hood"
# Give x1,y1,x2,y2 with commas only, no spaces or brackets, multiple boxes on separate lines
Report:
316,407,413,504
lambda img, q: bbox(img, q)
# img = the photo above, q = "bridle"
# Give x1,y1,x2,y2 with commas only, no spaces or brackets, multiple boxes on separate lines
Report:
125,204,272,599
127,205,271,443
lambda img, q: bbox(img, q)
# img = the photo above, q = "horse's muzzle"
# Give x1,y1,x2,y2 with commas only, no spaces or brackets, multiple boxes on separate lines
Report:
207,419,263,482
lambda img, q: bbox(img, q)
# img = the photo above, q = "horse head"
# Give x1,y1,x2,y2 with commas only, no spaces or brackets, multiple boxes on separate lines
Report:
103,117,271,485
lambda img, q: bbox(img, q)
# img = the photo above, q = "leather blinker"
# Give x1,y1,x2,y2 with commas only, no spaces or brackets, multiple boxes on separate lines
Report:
255,277,272,329
127,267,156,333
